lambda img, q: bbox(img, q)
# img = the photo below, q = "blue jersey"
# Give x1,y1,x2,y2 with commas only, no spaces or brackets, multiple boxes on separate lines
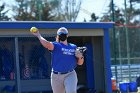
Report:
51,42,77,72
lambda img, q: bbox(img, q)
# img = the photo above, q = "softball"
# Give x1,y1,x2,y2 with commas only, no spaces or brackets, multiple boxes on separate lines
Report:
30,27,38,33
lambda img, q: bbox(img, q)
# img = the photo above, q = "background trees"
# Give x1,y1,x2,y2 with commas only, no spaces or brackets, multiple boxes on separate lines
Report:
100,0,140,64
49,0,82,21
0,3,10,21
13,0,54,21
10,0,82,21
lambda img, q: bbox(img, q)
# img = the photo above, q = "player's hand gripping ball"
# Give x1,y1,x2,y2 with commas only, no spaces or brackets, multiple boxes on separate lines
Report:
30,27,38,33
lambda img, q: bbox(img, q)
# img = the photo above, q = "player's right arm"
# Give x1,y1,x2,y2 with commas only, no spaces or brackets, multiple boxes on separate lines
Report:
31,30,54,51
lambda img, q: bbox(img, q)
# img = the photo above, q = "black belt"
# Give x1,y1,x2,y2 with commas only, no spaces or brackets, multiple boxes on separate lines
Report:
53,69,74,74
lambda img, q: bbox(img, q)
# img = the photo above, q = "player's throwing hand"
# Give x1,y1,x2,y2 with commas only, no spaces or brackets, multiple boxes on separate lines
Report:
30,27,40,37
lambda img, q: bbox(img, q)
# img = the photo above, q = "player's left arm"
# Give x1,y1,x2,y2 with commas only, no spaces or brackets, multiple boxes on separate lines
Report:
75,50,84,65
77,56,84,65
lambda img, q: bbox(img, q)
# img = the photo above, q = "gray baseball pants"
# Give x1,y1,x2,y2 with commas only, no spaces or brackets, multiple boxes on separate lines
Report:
51,70,78,93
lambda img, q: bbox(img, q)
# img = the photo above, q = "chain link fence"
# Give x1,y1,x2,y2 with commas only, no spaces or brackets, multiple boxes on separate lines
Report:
0,36,55,81
110,26,140,89
0,37,15,80
0,36,55,93
18,37,53,80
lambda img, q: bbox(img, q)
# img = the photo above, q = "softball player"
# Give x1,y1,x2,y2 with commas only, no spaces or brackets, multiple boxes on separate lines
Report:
31,27,84,93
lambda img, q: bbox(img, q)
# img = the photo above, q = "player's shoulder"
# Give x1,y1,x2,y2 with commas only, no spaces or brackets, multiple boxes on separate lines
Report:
52,41,60,47
69,43,77,47
52,41,59,45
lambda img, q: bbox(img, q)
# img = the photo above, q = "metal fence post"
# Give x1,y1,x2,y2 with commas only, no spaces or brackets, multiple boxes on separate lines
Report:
124,0,131,82
15,37,21,93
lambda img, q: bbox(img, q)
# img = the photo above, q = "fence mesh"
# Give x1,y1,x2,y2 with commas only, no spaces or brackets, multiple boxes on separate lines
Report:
0,37,55,81
110,26,140,86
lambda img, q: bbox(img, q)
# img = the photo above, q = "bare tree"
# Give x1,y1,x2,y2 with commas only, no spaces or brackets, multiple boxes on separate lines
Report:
49,0,82,21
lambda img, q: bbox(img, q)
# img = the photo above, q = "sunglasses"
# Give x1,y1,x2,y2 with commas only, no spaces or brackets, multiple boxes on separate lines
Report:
57,31,68,35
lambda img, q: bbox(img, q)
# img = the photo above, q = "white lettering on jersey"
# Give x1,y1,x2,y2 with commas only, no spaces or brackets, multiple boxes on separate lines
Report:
61,48,75,55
